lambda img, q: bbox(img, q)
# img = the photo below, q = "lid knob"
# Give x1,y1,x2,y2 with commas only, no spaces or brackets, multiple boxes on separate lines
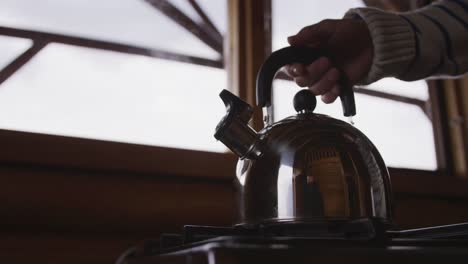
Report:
293,89,317,113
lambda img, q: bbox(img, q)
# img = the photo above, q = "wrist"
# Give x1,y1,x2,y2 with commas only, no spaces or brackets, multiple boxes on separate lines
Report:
344,8,416,84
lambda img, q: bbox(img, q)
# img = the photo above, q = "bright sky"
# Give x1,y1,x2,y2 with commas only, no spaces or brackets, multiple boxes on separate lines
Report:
0,0,436,170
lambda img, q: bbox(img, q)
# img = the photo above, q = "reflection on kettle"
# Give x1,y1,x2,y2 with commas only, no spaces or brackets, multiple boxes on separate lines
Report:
215,46,393,238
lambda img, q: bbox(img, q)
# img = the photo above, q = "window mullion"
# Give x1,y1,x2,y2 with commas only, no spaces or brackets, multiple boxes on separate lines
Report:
227,0,271,131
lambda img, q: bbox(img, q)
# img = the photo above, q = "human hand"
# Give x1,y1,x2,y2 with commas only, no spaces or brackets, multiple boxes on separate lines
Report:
284,19,373,103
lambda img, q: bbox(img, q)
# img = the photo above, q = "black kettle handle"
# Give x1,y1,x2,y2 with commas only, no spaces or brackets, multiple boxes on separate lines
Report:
256,46,356,117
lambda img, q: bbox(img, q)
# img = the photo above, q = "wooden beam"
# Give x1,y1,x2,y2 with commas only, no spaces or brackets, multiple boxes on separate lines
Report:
442,78,468,178
144,0,223,55
459,77,468,177
188,0,223,41
0,26,222,69
389,168,468,197
227,0,271,130
428,80,453,174
0,129,236,181
0,41,47,85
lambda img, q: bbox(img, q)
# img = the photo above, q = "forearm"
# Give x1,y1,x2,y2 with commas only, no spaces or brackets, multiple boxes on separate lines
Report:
346,0,468,84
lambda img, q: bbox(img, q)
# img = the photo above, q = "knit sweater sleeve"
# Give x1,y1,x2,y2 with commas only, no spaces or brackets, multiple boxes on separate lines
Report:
344,0,468,84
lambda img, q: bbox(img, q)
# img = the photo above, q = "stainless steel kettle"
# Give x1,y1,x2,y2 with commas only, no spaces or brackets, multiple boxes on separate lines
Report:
215,46,393,237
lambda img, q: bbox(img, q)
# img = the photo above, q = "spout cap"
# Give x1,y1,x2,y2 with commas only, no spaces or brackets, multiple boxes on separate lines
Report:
214,90,259,159
215,90,253,141
218,90,252,123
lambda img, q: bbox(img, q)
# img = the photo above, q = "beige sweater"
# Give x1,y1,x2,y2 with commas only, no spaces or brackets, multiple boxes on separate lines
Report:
345,0,468,84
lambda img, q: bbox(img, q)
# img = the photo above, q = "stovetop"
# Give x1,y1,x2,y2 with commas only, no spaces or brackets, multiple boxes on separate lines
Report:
117,221,468,264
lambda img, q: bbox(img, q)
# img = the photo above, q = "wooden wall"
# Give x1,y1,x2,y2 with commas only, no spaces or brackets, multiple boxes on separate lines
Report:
2,159,468,264
0,162,236,263
391,169,468,228
0,130,238,263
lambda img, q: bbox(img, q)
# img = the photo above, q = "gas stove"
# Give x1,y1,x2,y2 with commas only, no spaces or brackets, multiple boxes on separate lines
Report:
117,221,468,264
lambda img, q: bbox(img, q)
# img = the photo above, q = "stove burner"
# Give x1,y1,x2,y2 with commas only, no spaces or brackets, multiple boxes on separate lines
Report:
117,222,468,264
157,218,386,251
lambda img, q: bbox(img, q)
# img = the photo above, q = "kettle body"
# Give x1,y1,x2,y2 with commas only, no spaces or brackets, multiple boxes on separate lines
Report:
235,113,392,226
215,46,393,236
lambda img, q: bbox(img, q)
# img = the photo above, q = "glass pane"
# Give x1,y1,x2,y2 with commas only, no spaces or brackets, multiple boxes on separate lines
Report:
0,0,220,59
0,43,226,152
0,36,32,69
170,0,226,33
272,0,437,170
197,0,227,34
0,1,227,153
273,80,436,170
273,0,364,51
364,77,429,100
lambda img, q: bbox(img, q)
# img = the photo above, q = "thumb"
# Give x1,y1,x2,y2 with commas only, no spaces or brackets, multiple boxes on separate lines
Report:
288,20,335,47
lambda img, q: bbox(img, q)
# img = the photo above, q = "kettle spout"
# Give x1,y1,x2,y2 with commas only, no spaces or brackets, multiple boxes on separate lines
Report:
214,90,260,159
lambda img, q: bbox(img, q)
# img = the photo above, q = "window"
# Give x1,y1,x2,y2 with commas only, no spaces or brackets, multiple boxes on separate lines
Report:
272,0,437,170
0,0,227,153
0,0,447,173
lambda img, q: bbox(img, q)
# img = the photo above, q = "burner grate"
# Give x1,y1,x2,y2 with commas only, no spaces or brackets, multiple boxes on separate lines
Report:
158,218,387,251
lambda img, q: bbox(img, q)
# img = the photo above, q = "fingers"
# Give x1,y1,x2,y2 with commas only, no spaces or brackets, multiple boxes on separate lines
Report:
296,57,331,87
284,63,306,77
283,58,341,104
288,19,336,46
321,85,341,104
310,68,339,95
284,57,332,87
309,68,340,102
